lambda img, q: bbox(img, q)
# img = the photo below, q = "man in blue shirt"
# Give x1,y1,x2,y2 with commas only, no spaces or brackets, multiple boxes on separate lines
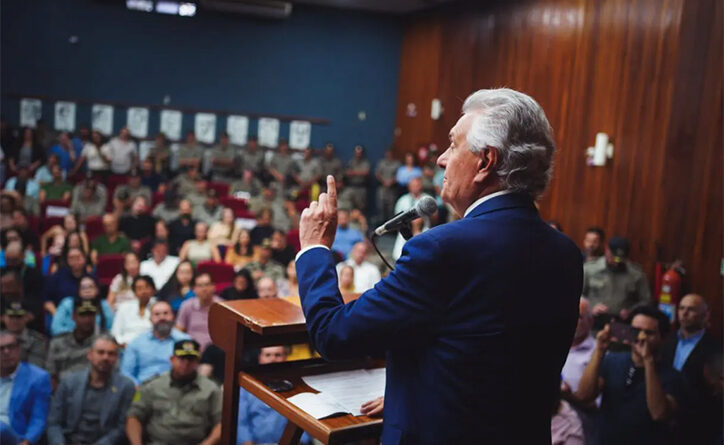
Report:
330,209,362,259
237,347,311,445
0,331,51,445
120,301,190,385
48,132,81,173
577,306,683,445
661,293,722,444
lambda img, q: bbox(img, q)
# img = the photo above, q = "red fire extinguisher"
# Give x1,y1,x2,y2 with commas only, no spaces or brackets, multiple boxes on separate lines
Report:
658,262,683,323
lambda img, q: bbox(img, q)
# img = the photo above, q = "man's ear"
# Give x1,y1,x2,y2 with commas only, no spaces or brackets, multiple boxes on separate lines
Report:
473,148,498,184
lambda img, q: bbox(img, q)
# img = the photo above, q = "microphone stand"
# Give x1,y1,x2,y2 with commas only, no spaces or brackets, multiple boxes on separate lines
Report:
369,221,413,272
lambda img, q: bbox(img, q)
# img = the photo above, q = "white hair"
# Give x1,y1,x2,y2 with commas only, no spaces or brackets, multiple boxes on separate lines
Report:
462,88,556,198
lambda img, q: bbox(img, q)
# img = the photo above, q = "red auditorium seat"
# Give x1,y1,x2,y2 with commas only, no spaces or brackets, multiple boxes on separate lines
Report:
219,197,248,218
215,282,231,294
286,229,301,252
27,215,41,234
96,254,125,286
151,191,164,208
207,181,230,197
84,216,104,241
66,171,87,184
197,261,235,285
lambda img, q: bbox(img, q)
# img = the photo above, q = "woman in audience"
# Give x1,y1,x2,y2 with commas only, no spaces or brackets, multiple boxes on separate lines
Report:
72,130,109,179
208,207,238,246
276,260,299,298
338,265,356,294
107,252,141,310
225,228,254,269
111,275,156,346
40,213,89,258
178,221,221,264
8,127,44,175
157,260,195,312
49,275,113,336
220,269,257,300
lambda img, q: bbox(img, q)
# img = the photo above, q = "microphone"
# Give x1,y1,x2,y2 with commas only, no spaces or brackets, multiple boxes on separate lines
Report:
374,196,437,236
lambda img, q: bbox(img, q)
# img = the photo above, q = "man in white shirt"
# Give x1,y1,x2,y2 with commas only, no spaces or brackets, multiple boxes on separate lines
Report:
392,177,434,260
139,240,179,290
104,127,138,174
336,242,381,292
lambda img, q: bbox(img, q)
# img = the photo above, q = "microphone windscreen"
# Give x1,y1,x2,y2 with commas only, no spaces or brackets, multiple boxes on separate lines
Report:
416,196,438,216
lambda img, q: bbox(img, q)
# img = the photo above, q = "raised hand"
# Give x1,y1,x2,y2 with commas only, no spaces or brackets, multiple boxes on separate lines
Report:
299,175,338,250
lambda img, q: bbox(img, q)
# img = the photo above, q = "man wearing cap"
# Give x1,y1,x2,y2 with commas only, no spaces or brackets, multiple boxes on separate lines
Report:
0,302,47,368
112,169,151,216
46,298,99,386
121,301,190,386
244,238,285,283
0,331,52,445
47,335,135,445
582,236,651,323
192,188,223,226
126,339,222,445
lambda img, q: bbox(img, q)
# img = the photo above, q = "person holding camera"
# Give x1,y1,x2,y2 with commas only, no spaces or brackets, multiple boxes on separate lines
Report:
576,306,683,445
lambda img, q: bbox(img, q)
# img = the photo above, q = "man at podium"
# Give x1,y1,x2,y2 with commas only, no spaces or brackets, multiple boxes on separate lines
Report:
295,88,583,444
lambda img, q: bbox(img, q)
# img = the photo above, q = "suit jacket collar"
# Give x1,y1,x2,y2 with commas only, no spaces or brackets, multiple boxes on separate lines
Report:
70,367,117,428
9,362,28,413
464,192,537,219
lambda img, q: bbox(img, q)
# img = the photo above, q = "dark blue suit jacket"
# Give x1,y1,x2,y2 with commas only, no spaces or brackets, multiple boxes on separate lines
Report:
296,193,583,444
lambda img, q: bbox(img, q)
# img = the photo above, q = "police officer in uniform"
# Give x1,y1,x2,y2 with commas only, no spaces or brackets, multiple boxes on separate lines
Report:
126,339,222,445
1,301,47,367
46,298,98,386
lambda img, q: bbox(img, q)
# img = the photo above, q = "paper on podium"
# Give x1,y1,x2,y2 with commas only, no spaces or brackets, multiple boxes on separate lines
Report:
288,368,386,419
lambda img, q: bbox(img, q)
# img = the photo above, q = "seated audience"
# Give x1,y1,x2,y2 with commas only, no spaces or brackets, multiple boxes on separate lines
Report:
0,332,51,445
168,199,195,254
2,268,44,334
583,236,652,325
107,251,141,310
126,340,222,445
111,276,156,346
276,260,299,298
582,226,605,263
267,139,294,190
395,152,422,188
113,170,151,216
152,190,180,224
257,276,279,300
331,209,363,259
336,241,381,292
179,221,221,264
176,272,221,351
49,132,81,173
70,176,107,221
207,131,236,181
319,143,344,182
146,132,171,175
248,186,292,232
660,293,722,444
171,165,202,197
237,346,312,445
50,276,113,336
47,335,135,445
249,208,274,247
188,178,210,208
175,131,203,172
245,238,285,283
34,153,62,185
4,162,39,200
39,164,72,203
106,127,137,175
40,213,89,260
225,228,254,269
139,157,165,191
157,260,196,313
576,306,682,445
1,301,47,368
270,229,296,266
193,188,223,226
291,147,321,191
220,269,257,301
90,213,131,264
239,137,264,176
43,247,89,316
119,196,156,250
140,239,179,290
120,301,190,385
230,169,262,197
208,207,239,246
139,219,171,258
46,298,100,385
1,236,35,270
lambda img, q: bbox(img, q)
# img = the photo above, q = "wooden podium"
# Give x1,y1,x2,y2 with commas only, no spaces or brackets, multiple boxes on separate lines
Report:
208,296,384,445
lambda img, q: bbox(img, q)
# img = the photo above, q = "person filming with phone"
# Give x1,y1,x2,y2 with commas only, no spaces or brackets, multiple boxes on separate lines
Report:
576,306,683,445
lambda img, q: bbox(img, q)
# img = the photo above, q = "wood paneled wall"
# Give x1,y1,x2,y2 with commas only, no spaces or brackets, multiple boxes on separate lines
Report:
394,0,723,331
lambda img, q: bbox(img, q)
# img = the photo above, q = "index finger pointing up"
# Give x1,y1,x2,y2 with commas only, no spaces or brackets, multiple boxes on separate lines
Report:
326,175,337,211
